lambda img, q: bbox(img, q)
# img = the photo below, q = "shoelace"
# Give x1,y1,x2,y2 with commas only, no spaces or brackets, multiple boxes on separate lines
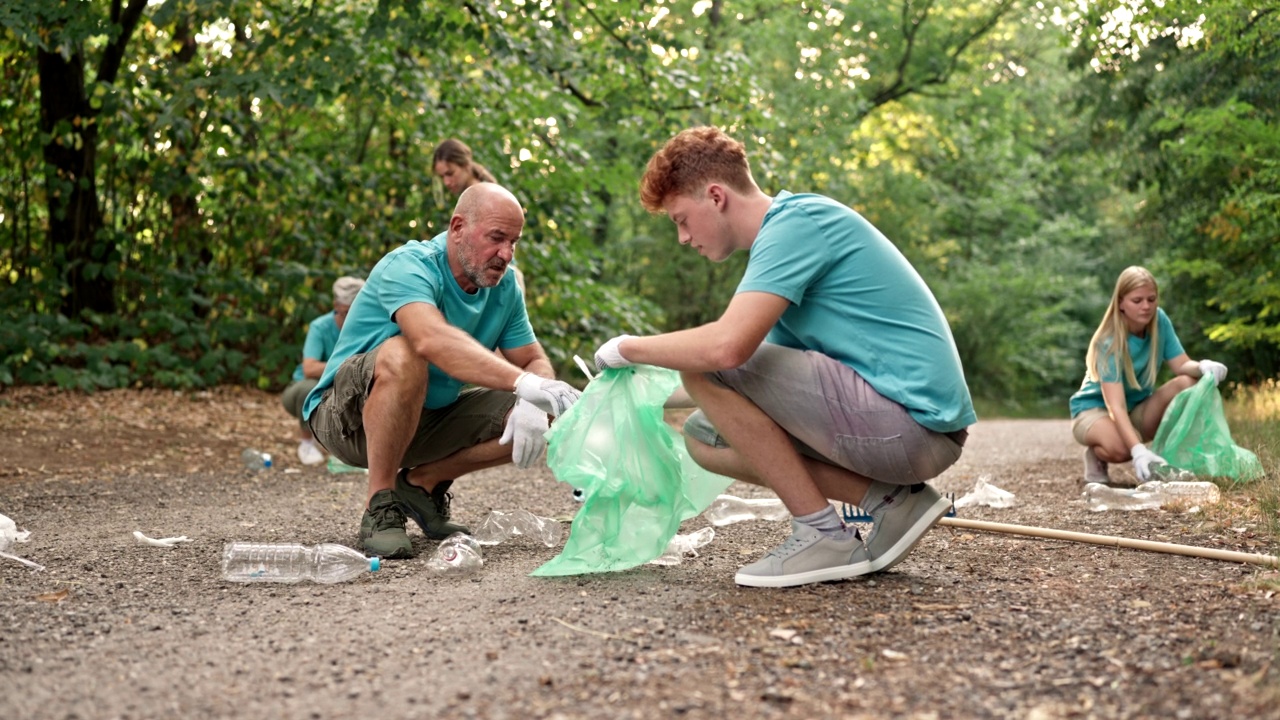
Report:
370,500,406,529
431,488,453,519
772,527,865,558
769,532,818,558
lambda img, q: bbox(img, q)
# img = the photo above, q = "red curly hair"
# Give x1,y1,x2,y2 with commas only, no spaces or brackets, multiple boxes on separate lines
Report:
639,127,757,213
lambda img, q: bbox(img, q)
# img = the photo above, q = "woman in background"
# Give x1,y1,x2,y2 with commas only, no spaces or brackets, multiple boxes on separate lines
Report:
1069,266,1227,484
433,138,495,196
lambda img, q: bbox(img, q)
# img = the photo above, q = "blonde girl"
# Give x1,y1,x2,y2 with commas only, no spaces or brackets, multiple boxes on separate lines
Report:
1068,266,1227,483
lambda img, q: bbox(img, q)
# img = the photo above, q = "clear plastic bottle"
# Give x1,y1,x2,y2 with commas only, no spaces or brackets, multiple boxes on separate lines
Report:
471,509,562,547
1083,480,1221,512
221,542,378,583
703,495,791,527
425,533,484,575
241,449,273,471
1149,463,1198,483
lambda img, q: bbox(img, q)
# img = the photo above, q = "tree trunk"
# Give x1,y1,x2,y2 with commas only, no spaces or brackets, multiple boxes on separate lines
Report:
37,45,115,316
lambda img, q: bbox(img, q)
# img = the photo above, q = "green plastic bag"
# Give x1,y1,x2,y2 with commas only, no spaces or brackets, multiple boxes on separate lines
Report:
532,365,733,576
1151,374,1264,483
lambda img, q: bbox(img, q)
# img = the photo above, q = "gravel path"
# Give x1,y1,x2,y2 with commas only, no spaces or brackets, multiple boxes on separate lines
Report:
1,392,1277,719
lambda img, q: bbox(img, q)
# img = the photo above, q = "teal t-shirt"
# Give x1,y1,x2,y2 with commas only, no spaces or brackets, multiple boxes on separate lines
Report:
302,235,536,419
737,191,976,433
291,311,340,382
1068,307,1184,417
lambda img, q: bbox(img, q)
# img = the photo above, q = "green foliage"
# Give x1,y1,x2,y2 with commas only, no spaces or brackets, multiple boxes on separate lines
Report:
0,1,1273,412
1065,1,1280,381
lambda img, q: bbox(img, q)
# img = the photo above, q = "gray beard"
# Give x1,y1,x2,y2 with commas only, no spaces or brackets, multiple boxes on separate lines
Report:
462,257,506,289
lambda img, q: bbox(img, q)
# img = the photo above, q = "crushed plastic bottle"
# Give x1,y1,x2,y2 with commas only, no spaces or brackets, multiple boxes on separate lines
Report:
471,509,562,547
326,455,368,475
241,449,273,471
703,495,791,527
425,533,484,575
1083,480,1221,512
648,527,716,566
221,542,378,583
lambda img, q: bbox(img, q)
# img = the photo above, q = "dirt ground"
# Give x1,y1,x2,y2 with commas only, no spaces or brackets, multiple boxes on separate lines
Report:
1,386,1277,720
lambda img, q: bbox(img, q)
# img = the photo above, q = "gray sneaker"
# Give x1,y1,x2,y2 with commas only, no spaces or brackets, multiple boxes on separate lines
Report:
734,521,873,588
863,483,951,573
395,472,471,540
359,489,413,559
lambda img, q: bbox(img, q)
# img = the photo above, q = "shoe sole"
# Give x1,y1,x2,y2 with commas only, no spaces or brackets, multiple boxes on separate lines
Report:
868,495,952,573
734,559,875,588
359,536,413,559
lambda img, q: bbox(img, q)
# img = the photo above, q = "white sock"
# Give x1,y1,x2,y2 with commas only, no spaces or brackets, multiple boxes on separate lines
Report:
795,506,857,540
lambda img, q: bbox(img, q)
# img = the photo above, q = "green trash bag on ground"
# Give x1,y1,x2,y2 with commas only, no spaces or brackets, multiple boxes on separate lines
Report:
1151,374,1264,483
532,365,733,576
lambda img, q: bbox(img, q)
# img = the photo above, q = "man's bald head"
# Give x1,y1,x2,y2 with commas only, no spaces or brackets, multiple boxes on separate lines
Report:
454,182,523,225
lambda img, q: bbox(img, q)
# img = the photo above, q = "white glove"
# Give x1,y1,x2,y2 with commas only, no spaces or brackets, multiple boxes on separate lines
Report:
1130,443,1167,482
1198,359,1227,385
594,334,636,372
499,400,549,469
513,372,580,417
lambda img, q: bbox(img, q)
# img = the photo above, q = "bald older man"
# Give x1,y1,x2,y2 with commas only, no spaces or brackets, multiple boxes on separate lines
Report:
303,183,580,558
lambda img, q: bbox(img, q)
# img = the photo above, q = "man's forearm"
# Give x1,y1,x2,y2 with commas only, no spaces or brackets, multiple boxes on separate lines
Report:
517,355,556,379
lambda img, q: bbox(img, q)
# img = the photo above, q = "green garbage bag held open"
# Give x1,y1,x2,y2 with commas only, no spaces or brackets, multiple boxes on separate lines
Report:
1151,374,1264,483
532,365,733,576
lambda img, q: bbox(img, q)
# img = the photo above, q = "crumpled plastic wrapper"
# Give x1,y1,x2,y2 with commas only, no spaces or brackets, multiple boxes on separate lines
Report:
954,475,1016,509
133,531,193,548
648,527,716,566
1,512,44,571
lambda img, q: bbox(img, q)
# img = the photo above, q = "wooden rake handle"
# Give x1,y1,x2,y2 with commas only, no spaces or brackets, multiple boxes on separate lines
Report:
938,516,1280,568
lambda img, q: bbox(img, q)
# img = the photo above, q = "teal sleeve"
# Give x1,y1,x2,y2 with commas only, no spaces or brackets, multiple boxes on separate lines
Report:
376,254,444,319
735,208,825,303
301,314,337,361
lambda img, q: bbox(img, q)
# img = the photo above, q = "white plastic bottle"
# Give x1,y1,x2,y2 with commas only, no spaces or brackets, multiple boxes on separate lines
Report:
241,449,273,471
221,542,378,583
703,495,791,527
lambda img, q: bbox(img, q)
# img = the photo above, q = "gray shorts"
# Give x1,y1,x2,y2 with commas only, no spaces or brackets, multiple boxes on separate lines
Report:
683,343,967,485
307,346,516,469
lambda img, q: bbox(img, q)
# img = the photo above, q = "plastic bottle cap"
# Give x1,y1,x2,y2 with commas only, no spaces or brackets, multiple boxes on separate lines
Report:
369,557,380,572
263,453,273,469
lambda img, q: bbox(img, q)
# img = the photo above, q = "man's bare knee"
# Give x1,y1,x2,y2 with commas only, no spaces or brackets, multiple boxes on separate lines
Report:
374,337,427,387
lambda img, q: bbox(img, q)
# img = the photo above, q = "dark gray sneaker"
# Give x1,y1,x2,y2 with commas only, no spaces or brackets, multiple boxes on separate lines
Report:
734,521,873,588
360,488,413,559
395,471,471,540
863,482,951,573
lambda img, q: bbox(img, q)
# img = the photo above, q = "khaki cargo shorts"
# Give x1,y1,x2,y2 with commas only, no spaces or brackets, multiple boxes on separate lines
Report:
307,346,516,469
1071,402,1149,445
